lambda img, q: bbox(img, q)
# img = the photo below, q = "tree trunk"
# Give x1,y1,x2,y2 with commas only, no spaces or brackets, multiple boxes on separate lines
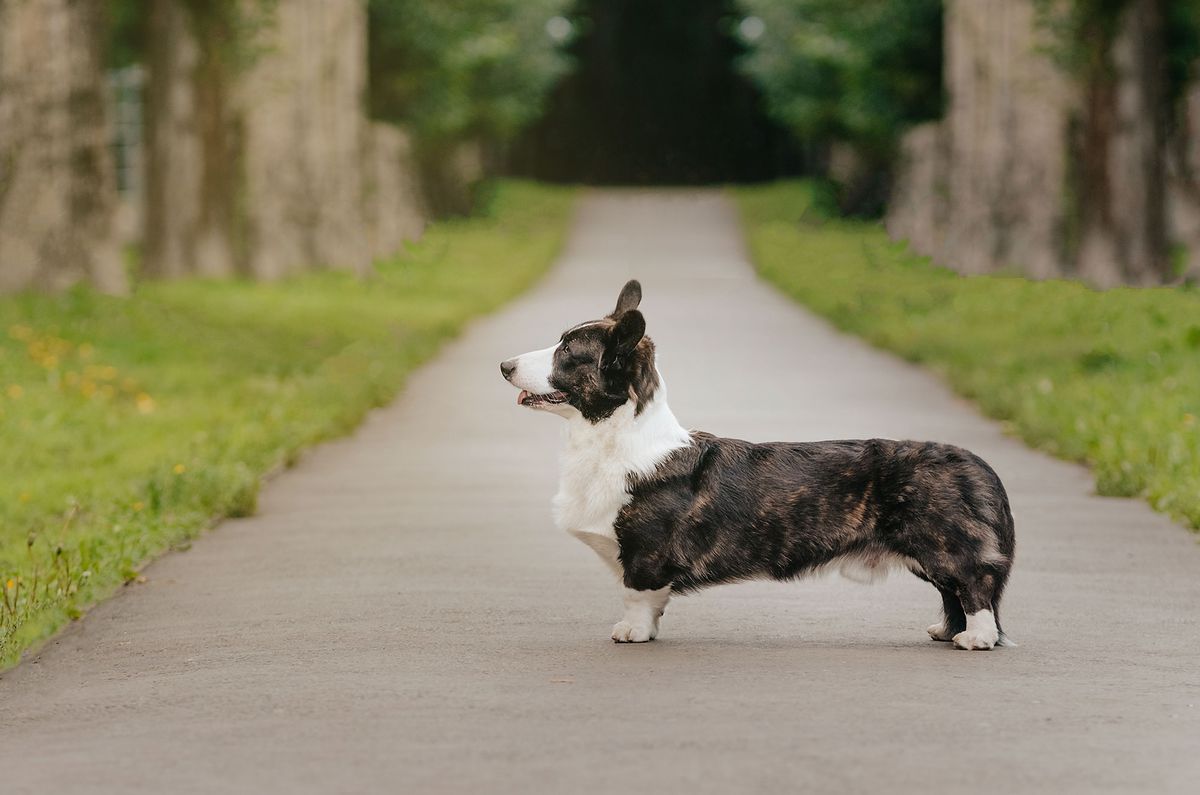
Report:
238,0,372,279
144,0,403,280
0,0,125,294
1076,0,1171,286
143,0,241,278
1167,74,1200,282
363,123,427,261
889,0,1073,279
888,0,1175,286
417,139,485,218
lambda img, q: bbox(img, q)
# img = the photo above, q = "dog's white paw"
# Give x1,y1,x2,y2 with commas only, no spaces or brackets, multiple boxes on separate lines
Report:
611,620,655,643
952,609,999,650
952,628,996,650
927,621,955,642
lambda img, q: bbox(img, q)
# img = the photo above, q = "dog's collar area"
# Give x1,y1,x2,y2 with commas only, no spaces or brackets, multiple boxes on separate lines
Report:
518,389,568,407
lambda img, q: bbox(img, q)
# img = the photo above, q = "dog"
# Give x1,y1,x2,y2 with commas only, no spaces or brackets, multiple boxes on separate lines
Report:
500,280,1015,650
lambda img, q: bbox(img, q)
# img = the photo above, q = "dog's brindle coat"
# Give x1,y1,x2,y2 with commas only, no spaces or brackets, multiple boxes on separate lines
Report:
501,281,1015,650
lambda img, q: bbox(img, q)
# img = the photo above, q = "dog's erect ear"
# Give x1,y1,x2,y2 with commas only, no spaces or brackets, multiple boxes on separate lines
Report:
603,309,645,369
610,279,642,318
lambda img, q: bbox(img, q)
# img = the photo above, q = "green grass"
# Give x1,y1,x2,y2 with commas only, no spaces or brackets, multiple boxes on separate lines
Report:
0,180,575,667
734,180,1200,531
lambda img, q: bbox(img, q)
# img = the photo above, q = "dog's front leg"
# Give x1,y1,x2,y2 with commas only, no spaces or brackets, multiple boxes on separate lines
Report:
568,529,671,642
611,585,671,643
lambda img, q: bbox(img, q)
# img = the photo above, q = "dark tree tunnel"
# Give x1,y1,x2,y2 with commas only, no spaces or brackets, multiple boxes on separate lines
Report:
509,0,804,185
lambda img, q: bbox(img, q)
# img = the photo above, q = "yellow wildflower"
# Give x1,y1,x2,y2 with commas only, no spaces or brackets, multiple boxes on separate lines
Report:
5,579,13,591
6,384,23,399
132,501,144,512
135,393,156,414
173,464,187,475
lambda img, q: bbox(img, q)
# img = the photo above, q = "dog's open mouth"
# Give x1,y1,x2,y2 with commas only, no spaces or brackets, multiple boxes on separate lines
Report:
518,390,568,407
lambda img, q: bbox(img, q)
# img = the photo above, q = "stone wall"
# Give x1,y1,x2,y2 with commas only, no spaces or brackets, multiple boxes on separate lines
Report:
887,0,1179,285
144,0,425,280
0,0,125,294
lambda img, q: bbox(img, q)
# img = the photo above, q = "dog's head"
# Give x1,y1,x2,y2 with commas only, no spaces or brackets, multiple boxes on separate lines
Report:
500,280,659,422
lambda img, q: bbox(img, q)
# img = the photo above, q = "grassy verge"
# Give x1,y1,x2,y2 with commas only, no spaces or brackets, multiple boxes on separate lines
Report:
0,180,575,667
734,180,1200,531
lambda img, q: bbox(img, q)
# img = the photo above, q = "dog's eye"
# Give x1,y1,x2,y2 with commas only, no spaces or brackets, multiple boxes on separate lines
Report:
560,341,572,356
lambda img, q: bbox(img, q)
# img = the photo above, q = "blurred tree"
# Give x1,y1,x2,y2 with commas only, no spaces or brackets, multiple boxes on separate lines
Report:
1033,0,1200,283
144,0,261,279
144,0,410,280
733,0,943,214
367,0,573,212
0,0,125,294
884,0,1200,285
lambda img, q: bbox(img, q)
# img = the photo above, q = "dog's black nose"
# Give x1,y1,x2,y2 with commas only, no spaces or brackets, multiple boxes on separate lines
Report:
500,359,516,380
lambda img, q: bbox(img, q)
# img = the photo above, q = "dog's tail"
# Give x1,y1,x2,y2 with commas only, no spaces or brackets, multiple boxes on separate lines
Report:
992,498,1017,648
994,608,1018,648
990,495,1017,648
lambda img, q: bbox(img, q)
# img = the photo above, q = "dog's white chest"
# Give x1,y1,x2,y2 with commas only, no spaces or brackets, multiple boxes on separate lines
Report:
550,397,692,570
552,445,632,540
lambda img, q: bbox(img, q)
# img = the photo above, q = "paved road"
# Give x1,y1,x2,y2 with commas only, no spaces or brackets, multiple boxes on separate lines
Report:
3,191,1199,793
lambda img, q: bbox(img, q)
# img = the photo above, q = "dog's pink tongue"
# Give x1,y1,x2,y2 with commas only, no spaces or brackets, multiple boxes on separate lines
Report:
517,390,529,405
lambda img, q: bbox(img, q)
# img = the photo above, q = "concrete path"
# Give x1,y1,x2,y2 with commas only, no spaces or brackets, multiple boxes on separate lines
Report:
3,191,1199,794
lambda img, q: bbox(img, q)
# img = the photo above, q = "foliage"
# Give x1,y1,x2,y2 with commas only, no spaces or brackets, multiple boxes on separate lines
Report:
732,0,943,161
736,181,1200,531
108,0,278,72
368,0,574,146
108,0,148,68
0,181,575,667
1165,0,1200,111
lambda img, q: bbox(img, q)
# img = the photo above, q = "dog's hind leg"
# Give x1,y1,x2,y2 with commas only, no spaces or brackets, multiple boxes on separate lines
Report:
950,572,1003,650
611,585,671,643
914,553,1011,650
927,586,967,642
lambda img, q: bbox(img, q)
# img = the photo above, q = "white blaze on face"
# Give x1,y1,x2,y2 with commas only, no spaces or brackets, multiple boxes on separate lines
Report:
507,343,557,394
